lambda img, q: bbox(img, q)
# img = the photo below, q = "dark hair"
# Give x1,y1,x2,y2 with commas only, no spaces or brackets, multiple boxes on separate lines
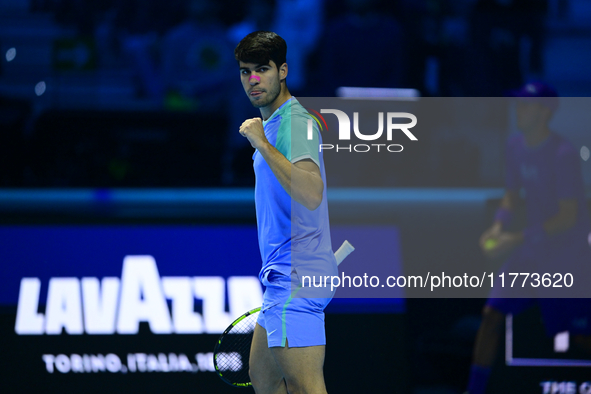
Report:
234,31,287,68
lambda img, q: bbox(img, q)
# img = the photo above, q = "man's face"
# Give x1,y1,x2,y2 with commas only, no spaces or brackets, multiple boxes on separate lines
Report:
516,100,549,132
239,60,283,108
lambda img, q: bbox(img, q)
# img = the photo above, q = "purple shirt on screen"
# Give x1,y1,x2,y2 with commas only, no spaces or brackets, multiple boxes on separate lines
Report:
505,132,590,249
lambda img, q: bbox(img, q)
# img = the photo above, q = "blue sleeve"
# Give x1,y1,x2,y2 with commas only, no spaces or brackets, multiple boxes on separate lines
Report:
290,114,320,168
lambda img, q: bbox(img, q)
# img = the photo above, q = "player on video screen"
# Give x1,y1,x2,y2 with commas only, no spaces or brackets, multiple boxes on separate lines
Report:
466,82,591,394
235,31,337,394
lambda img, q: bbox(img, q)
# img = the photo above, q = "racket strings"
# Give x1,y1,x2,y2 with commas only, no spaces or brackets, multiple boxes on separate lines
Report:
231,315,257,335
215,312,259,385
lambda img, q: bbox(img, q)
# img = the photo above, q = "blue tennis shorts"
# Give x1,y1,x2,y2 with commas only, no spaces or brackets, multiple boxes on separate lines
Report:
256,269,333,348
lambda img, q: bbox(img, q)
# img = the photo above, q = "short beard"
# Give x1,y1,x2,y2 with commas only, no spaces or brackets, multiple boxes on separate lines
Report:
251,80,281,108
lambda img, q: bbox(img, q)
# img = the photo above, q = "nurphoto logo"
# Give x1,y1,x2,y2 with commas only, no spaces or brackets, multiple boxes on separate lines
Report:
306,108,417,153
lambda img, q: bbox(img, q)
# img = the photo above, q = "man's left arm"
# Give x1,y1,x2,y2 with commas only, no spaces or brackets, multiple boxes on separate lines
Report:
542,198,578,236
503,198,578,248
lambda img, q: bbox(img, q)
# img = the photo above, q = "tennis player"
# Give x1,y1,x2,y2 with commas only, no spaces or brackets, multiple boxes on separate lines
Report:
235,31,337,394
467,82,591,394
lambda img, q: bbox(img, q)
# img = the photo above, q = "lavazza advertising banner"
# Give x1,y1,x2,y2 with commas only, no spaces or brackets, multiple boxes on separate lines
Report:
0,224,404,393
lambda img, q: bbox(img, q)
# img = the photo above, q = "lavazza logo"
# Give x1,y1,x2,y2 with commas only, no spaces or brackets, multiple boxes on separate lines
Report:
15,255,262,335
14,256,262,374
306,108,417,153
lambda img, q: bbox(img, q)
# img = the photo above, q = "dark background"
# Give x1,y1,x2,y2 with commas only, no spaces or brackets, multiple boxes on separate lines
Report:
1,0,590,188
1,0,591,393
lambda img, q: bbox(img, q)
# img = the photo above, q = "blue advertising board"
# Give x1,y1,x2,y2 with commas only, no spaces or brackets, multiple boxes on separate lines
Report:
0,224,405,393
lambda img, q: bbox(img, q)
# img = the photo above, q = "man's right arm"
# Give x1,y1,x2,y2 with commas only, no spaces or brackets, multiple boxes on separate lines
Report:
483,138,521,243
493,190,520,228
479,190,520,253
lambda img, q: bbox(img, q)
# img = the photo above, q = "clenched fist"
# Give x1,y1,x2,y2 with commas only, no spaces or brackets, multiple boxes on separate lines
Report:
239,118,268,150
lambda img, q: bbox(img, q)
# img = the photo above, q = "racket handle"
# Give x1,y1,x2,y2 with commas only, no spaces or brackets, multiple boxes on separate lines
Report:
334,240,355,266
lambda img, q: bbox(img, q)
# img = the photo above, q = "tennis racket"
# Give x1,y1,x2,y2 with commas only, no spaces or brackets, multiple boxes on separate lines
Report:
213,240,355,387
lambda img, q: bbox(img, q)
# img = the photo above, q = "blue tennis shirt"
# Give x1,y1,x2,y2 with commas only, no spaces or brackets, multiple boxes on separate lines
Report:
253,97,337,284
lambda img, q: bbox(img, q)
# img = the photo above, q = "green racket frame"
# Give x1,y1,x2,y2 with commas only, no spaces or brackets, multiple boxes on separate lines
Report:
213,306,261,387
